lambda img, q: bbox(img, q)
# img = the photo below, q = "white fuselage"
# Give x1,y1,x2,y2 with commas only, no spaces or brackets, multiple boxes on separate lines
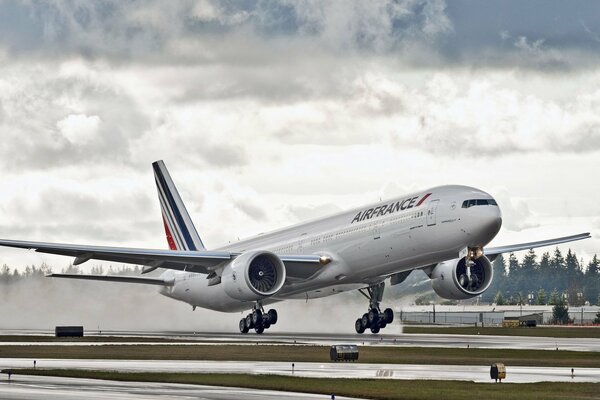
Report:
159,185,503,312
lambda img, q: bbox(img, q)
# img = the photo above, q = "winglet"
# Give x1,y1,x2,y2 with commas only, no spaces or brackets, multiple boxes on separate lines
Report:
153,160,206,251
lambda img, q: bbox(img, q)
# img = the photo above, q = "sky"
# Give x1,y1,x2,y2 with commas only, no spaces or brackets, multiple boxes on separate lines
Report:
0,0,599,270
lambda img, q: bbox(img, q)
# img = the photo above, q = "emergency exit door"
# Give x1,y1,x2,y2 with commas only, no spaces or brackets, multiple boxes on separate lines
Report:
427,199,439,226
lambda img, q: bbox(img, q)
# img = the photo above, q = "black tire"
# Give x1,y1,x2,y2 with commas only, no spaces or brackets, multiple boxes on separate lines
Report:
245,314,254,329
239,319,249,333
361,313,370,328
267,309,278,325
263,321,271,330
379,319,387,329
368,308,379,325
384,308,394,324
355,318,365,334
255,325,265,334
252,309,263,325
370,326,380,334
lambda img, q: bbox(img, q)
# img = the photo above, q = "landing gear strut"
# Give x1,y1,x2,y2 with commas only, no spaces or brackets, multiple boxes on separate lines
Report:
239,303,278,334
355,282,394,334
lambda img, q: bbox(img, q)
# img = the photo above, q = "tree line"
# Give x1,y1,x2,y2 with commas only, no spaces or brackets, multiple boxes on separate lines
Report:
0,263,142,284
483,248,599,306
1,248,598,308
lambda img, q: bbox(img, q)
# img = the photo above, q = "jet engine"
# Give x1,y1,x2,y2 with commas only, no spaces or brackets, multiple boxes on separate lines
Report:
222,250,286,301
430,255,493,300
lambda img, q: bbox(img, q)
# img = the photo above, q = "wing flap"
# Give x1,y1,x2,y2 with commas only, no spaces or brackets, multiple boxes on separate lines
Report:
47,273,174,286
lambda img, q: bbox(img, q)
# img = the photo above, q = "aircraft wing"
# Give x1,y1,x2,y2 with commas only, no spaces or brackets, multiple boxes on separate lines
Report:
0,239,324,277
47,273,175,286
485,232,591,260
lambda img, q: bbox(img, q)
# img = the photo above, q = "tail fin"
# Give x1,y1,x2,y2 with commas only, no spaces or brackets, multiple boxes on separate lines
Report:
152,160,206,251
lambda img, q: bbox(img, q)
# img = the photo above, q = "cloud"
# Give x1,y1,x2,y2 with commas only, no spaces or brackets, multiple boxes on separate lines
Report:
0,0,597,270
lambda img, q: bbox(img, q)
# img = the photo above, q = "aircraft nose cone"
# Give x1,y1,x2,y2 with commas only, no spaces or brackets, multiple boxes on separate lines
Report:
481,206,502,240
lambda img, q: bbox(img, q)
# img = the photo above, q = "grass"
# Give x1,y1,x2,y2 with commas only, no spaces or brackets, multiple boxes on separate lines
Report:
403,326,600,338
6,369,600,400
0,335,196,343
1,345,599,367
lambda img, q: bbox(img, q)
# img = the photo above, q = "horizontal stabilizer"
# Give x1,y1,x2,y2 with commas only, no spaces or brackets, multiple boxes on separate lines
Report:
47,273,174,286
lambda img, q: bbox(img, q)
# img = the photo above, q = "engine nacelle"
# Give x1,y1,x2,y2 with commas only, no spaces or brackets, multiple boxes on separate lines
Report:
221,250,286,301
430,255,493,300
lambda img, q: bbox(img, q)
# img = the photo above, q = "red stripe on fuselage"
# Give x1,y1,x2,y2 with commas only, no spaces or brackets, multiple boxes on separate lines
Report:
416,193,432,207
162,215,178,250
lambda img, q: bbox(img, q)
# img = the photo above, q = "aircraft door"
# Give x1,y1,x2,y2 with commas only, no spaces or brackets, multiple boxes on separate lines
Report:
427,200,439,226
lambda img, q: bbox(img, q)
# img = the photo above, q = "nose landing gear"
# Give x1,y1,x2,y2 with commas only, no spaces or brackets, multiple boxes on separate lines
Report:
355,282,394,334
239,303,278,334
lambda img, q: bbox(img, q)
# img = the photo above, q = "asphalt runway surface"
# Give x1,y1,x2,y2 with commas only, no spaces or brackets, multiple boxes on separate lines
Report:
0,374,355,400
2,329,600,352
2,358,599,383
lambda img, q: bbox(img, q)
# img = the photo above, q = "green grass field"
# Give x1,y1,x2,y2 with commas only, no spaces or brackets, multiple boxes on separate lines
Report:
403,326,600,338
1,344,599,367
6,369,600,400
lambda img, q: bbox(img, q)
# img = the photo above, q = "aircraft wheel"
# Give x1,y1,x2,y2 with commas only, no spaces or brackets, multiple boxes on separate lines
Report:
368,308,379,325
379,319,387,329
245,314,254,329
370,326,380,334
255,325,265,334
355,318,365,334
267,309,278,325
384,308,394,324
239,319,249,333
252,309,263,325
361,313,370,328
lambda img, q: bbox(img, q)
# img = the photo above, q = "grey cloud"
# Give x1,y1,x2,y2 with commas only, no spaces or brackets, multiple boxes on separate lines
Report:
0,1,598,70
1,187,159,242
286,203,342,223
0,66,148,171
233,199,267,221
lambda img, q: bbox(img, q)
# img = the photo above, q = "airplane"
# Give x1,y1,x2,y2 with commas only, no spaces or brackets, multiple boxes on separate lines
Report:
0,161,591,334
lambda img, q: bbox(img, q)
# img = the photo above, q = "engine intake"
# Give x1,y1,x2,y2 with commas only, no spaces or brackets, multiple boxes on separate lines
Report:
222,250,286,301
430,255,493,300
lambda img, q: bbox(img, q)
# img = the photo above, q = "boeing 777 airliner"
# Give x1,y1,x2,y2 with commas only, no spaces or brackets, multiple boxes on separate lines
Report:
0,161,591,334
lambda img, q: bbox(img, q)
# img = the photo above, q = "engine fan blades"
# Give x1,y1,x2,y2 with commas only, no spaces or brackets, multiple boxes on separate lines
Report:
249,257,277,293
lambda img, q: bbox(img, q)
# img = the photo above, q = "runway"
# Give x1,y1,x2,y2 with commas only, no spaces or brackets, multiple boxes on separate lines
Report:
2,329,600,352
0,374,356,400
2,358,599,383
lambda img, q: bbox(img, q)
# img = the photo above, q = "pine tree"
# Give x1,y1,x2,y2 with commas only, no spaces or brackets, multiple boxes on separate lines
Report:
537,288,547,305
585,255,599,305
507,252,520,295
494,291,505,305
549,288,560,305
552,299,570,325
551,248,566,292
538,252,551,292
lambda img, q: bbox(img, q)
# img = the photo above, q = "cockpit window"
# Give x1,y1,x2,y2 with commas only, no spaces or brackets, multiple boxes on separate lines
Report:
462,199,498,208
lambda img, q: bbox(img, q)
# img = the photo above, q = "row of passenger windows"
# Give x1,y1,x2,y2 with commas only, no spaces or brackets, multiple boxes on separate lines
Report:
462,199,498,208
272,210,424,253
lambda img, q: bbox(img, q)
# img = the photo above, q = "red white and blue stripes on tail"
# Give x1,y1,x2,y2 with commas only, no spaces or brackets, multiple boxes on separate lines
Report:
153,160,205,251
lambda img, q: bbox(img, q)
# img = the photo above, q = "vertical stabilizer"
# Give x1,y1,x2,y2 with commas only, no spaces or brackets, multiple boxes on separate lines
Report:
152,160,205,251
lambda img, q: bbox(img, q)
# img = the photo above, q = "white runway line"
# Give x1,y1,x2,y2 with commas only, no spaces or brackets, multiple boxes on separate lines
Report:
1,358,599,383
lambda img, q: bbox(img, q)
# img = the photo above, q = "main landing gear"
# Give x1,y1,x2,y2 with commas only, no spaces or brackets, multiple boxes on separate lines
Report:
239,303,278,334
355,282,394,334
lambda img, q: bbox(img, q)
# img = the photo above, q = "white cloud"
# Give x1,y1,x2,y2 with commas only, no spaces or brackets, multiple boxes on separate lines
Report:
0,1,597,270
56,114,101,144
